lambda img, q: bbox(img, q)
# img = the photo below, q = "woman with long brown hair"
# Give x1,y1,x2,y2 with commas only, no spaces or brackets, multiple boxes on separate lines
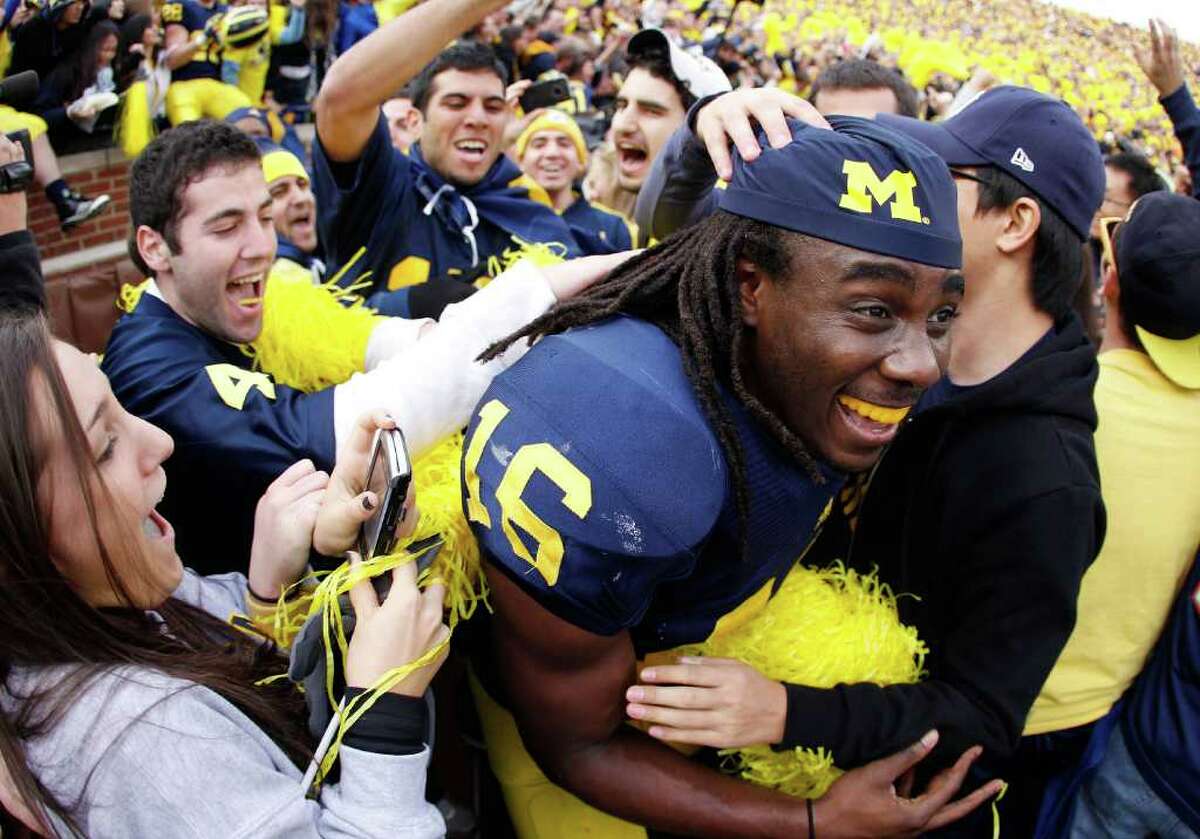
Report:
0,311,448,836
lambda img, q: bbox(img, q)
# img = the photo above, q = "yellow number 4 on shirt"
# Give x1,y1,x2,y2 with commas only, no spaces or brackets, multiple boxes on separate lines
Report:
205,363,276,410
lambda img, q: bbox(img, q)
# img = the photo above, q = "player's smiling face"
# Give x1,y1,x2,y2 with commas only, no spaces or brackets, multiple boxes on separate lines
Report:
142,162,276,346
739,234,963,473
420,68,508,187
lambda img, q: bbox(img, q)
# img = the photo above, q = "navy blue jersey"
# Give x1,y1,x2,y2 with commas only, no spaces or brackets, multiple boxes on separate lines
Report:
312,116,578,313
464,316,844,654
162,0,226,82
101,293,335,574
1122,551,1200,833
562,196,635,256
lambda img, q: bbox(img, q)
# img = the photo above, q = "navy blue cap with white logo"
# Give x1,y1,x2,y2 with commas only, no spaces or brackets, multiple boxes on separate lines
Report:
716,115,961,269
877,86,1104,240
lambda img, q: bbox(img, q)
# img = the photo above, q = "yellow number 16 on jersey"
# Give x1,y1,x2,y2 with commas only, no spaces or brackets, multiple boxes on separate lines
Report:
463,399,592,587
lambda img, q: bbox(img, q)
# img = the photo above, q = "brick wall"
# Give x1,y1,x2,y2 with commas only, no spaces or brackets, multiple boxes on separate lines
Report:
30,148,132,270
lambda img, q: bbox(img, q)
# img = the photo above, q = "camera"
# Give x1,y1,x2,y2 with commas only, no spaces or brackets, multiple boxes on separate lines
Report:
0,130,34,194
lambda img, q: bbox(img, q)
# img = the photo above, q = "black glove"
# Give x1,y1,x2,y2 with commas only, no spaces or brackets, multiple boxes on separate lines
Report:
405,278,478,320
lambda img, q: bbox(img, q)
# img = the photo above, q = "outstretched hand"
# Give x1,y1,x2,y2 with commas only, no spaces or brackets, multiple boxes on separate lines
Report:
627,656,788,748
1134,18,1185,98
815,731,1004,838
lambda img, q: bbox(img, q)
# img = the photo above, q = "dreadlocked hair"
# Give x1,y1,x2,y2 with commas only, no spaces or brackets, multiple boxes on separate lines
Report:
479,212,823,560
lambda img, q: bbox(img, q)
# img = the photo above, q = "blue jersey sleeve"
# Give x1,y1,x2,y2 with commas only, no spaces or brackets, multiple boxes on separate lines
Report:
462,319,727,636
312,113,412,281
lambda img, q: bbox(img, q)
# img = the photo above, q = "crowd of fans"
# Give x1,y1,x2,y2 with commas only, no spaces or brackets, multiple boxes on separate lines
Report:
0,0,1196,835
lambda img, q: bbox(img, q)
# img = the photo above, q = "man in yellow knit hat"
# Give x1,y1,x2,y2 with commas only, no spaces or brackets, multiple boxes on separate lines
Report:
514,110,635,255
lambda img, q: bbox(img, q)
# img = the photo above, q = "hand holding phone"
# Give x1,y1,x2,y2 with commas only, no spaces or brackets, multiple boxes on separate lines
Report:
520,77,570,112
313,411,418,558
359,427,412,560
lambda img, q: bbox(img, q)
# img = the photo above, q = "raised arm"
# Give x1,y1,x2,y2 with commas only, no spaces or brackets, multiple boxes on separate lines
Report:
314,0,506,163
1135,18,1200,199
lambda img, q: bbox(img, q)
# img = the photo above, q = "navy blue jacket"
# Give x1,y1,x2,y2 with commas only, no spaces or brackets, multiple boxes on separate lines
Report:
312,115,578,317
1162,84,1200,200
1122,550,1200,833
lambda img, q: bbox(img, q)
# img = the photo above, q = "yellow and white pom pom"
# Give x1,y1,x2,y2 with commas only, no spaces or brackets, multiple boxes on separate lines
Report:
684,561,927,799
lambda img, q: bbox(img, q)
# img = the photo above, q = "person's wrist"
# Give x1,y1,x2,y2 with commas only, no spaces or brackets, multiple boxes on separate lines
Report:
766,678,787,744
809,797,838,839
1159,81,1185,101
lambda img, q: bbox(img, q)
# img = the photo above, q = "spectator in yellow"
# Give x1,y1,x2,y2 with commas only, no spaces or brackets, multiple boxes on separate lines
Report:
160,0,253,124
514,110,634,255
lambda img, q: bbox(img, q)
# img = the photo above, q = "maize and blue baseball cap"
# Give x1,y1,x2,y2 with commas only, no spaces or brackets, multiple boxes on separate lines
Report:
876,86,1104,240
716,115,961,269
1113,191,1200,389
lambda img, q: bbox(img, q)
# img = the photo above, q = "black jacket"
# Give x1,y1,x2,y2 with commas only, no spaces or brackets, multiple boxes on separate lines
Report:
0,229,43,314
783,314,1105,772
7,1,109,82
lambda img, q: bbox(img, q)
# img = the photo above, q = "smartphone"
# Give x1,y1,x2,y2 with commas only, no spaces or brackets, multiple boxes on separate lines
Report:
520,78,570,112
358,427,412,560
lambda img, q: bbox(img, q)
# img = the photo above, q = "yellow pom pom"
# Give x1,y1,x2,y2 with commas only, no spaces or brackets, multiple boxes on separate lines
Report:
405,433,486,626
480,236,568,288
686,562,926,798
242,267,383,392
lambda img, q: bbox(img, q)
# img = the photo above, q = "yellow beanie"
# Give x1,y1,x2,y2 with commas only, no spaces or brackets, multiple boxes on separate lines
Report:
262,148,308,186
514,110,588,166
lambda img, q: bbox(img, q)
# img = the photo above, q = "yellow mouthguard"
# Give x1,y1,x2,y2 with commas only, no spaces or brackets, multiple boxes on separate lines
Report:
239,297,264,308
837,395,911,425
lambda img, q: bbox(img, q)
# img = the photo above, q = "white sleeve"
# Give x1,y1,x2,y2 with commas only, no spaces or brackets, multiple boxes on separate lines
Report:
362,316,432,371
332,260,557,457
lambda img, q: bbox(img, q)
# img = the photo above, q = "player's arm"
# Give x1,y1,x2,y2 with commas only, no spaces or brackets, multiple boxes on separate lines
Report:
314,0,507,163
487,565,995,838
486,563,813,837
162,14,200,70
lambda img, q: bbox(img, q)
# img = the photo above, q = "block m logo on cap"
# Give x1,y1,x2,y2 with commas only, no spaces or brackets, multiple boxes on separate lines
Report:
839,160,927,224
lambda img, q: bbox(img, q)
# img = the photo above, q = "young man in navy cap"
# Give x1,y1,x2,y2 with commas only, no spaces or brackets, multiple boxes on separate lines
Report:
627,85,1107,835
465,116,1000,836
1033,192,1200,837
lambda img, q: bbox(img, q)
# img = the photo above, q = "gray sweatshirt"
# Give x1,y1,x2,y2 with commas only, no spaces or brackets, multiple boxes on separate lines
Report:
2,570,445,838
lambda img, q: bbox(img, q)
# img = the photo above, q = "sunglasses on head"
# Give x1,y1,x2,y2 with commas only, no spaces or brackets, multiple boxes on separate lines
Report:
1096,193,1143,275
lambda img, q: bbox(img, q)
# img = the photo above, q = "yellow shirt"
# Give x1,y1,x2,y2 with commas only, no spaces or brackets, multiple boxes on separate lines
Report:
1026,350,1200,734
